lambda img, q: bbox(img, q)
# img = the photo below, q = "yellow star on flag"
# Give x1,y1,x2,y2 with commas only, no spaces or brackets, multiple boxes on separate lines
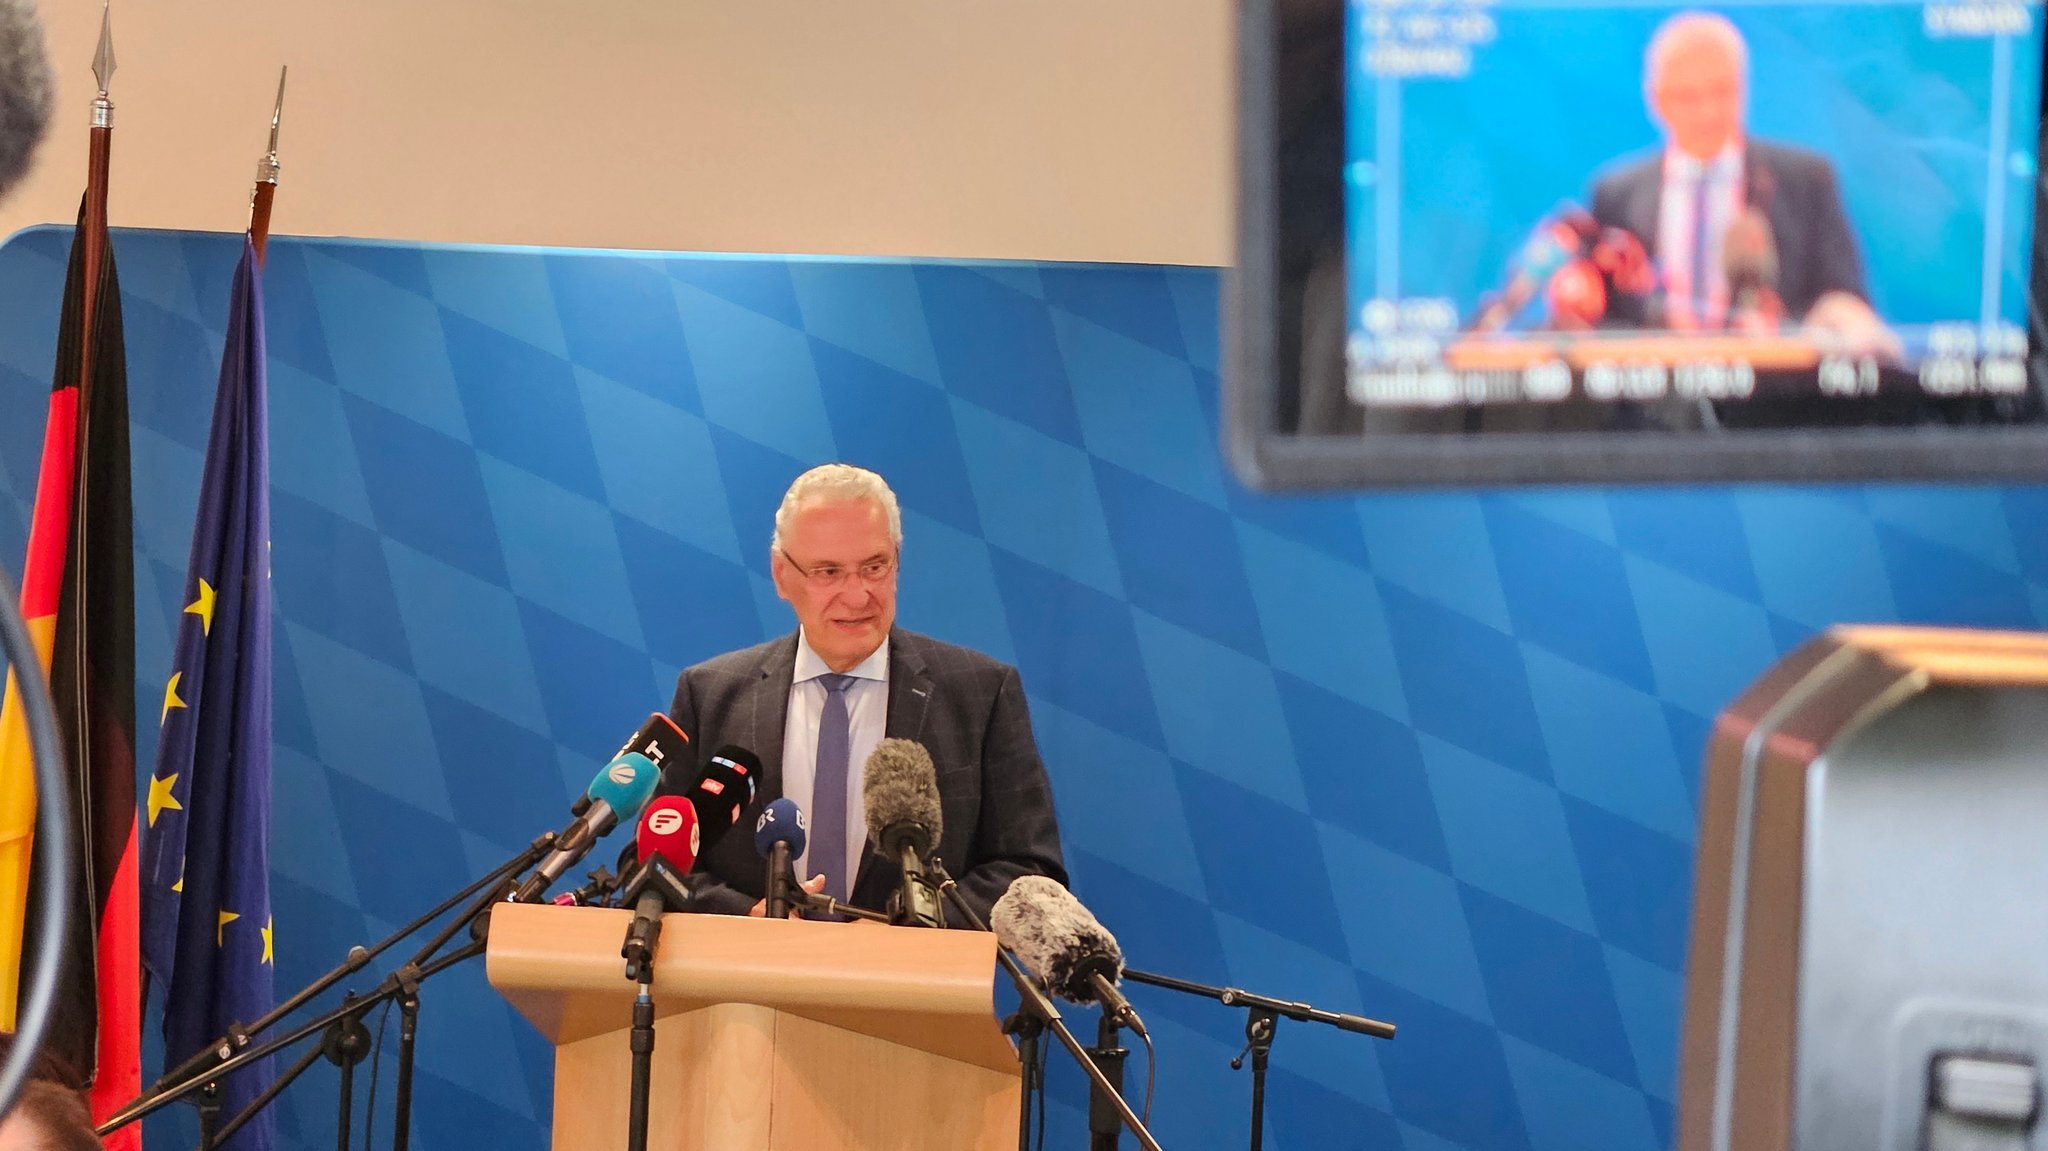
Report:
161,672,186,726
185,578,217,636
147,774,182,827
217,910,240,946
261,917,274,966
172,871,184,893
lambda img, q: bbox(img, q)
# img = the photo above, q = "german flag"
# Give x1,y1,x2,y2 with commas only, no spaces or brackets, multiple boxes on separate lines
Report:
0,192,141,1140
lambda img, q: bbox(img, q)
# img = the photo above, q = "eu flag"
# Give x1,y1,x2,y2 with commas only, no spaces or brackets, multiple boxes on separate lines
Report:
139,236,276,1151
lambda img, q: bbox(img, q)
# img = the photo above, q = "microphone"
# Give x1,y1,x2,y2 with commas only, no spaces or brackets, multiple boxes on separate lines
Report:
619,796,700,979
690,744,761,844
753,798,806,921
1470,207,1599,332
1723,205,1785,335
750,797,889,923
1545,259,1607,330
1588,225,1665,329
512,751,662,903
991,876,1148,1040
609,742,763,880
636,796,703,872
862,738,945,928
0,0,53,203
612,712,693,789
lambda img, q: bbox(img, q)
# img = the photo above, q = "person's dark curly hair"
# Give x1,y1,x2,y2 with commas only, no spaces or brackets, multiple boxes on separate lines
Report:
0,1032,101,1151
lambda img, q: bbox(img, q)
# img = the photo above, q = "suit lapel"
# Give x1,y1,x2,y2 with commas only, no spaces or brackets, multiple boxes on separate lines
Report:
751,634,799,801
884,630,934,745
853,631,934,900
1640,153,1666,256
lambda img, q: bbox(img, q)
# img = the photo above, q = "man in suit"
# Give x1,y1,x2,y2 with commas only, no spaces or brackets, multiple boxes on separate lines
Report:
665,464,1065,926
1589,10,1899,357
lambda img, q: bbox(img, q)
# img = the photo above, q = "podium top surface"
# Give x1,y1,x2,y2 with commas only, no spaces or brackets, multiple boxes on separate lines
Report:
485,904,1018,1074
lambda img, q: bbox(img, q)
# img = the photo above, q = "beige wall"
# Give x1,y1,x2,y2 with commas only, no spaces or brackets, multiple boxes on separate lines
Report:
0,1,1231,266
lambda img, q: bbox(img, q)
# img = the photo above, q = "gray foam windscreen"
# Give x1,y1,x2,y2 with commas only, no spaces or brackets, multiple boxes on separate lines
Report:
0,0,52,202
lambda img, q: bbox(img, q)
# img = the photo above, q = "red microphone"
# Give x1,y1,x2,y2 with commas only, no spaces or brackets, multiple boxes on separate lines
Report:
621,796,701,982
635,795,701,872
1547,259,1608,330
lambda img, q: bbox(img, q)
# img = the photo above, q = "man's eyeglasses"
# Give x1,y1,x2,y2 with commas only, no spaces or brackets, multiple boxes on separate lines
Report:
780,550,897,589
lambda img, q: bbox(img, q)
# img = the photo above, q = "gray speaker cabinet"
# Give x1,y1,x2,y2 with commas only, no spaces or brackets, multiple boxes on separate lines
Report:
1680,626,2048,1151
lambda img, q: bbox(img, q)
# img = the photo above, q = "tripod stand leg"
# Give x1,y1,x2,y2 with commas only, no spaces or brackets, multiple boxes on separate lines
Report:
195,1080,222,1151
392,979,421,1151
321,999,373,1151
1003,1010,1045,1151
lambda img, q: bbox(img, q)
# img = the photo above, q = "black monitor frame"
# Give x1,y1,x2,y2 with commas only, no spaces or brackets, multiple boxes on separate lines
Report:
1225,0,2048,490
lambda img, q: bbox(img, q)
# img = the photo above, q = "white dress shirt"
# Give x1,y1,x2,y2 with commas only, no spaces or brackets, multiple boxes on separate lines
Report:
781,632,890,887
1657,140,1744,331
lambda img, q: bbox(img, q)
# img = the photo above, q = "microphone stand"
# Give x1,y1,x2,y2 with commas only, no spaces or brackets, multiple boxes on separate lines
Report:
930,862,1166,1151
1000,1010,1045,1151
888,840,945,928
628,978,656,1151
763,840,793,920
1086,1013,1129,1151
97,832,558,1145
104,936,488,1145
1120,968,1396,1151
793,888,891,924
618,855,690,1151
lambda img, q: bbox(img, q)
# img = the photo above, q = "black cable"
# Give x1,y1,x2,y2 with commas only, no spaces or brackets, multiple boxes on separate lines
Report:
1138,1027,1156,1125
0,569,77,1124
360,997,394,1151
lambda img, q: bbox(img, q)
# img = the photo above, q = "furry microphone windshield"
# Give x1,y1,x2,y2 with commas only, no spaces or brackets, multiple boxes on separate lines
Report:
862,737,943,857
991,875,1125,1004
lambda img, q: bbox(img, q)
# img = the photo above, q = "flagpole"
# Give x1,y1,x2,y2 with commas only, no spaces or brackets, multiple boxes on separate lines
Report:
248,66,285,264
68,4,115,741
79,2,114,391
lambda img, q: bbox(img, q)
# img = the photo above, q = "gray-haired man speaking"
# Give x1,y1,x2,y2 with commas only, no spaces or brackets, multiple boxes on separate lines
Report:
660,464,1066,925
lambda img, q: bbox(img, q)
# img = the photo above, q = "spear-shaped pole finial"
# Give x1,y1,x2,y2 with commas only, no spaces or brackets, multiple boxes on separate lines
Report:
255,66,286,186
249,65,287,262
90,1,114,127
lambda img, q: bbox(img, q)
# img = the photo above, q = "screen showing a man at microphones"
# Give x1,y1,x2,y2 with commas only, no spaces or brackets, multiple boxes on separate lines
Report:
1341,0,2046,429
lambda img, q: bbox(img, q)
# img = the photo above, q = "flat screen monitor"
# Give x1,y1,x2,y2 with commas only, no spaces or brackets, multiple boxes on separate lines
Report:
1229,0,2048,487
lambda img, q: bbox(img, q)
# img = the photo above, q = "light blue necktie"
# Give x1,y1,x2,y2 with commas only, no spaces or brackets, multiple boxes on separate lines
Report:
810,673,858,903
1690,166,1713,328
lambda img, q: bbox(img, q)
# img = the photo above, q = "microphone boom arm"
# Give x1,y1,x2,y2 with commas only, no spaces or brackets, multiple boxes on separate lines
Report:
933,863,1167,1151
1120,968,1395,1040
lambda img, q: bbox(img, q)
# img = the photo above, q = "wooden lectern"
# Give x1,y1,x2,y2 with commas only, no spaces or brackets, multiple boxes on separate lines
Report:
486,903,1021,1150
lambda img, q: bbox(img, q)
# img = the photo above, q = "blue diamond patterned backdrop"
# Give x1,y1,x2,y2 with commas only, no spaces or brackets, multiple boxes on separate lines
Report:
4,225,2046,1151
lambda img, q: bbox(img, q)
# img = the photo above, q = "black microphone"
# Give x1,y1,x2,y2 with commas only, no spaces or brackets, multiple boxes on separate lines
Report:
690,744,761,842
861,738,945,928
610,712,694,794
0,0,53,202
991,876,1148,1040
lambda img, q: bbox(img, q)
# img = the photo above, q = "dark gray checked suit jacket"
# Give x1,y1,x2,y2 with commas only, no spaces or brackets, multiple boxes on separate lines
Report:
662,627,1067,926
1590,138,1869,322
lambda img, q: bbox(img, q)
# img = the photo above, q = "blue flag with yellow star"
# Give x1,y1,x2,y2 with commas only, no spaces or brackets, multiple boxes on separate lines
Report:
139,236,276,1151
